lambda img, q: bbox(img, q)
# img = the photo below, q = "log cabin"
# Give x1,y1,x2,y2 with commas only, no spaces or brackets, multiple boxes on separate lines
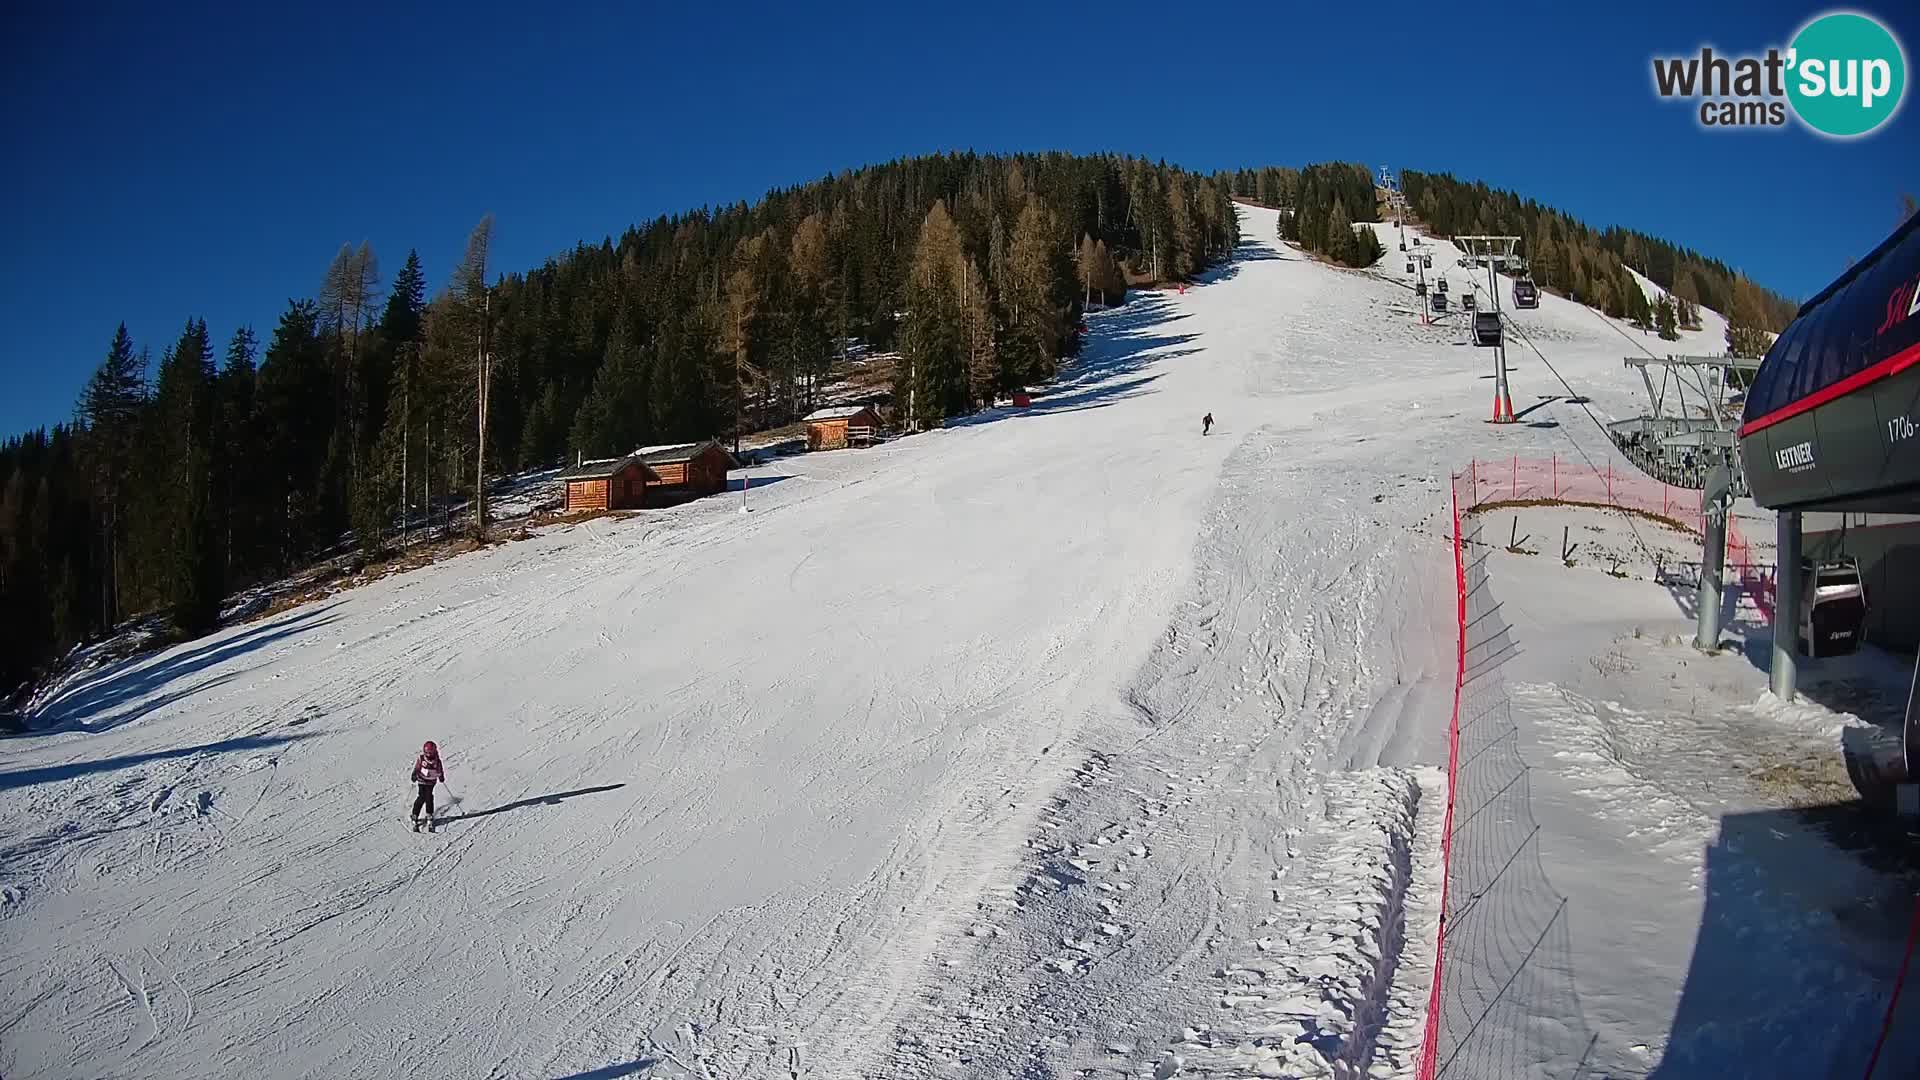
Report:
804,405,882,451
557,457,647,512
632,441,736,503
556,441,736,512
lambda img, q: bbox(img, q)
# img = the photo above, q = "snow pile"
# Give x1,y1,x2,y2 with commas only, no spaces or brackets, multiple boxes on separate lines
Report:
1166,767,1435,1079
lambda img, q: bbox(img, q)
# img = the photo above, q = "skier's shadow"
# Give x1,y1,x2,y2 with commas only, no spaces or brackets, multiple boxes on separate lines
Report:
441,783,626,824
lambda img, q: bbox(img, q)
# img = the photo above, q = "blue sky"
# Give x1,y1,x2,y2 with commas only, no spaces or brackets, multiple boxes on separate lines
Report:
3,0,1916,435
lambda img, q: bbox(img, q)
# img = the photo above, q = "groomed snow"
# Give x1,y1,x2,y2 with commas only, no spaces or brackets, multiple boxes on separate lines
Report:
2,205,1908,1080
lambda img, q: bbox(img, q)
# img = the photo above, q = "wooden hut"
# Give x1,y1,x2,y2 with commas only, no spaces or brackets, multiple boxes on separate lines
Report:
556,441,736,512
632,441,737,503
804,405,882,451
557,457,647,512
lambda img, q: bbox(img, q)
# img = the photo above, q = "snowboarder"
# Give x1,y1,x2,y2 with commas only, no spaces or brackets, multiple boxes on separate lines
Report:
411,741,445,831
1202,413,1213,436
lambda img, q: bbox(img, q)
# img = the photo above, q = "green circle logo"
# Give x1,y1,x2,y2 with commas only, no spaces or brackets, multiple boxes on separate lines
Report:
1787,12,1907,137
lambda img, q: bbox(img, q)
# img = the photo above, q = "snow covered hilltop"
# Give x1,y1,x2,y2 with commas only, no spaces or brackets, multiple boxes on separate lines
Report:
4,190,1911,1078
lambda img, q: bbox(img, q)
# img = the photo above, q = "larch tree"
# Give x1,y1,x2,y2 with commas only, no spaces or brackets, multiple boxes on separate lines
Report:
899,200,968,429
1006,196,1068,385
319,242,382,480
1076,234,1099,307
1168,180,1198,280
449,215,494,539
960,258,999,406
1725,275,1773,358
723,232,774,447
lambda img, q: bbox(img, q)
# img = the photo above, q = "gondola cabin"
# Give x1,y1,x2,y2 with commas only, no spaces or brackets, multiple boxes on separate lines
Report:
1431,292,1448,313
1473,311,1503,347
1461,293,1477,312
1513,279,1540,308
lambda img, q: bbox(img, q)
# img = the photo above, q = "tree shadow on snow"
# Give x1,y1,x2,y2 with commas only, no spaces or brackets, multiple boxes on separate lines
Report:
26,604,343,735
1192,236,1295,285
547,1059,657,1079
0,731,322,792
727,474,791,493
1651,801,1920,1078
947,294,1195,430
441,783,627,824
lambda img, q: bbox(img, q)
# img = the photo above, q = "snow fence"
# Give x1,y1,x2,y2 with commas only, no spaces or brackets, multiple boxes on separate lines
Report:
1460,454,1775,624
1416,470,1600,1080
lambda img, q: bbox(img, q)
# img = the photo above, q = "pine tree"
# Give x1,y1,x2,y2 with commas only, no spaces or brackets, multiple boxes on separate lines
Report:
151,320,222,635
380,250,428,347
216,327,263,582
257,300,331,567
1325,198,1355,265
787,214,836,411
1657,295,1679,341
570,309,650,456
77,324,146,626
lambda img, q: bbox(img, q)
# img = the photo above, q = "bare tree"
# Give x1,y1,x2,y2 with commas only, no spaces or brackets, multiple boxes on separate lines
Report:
319,242,382,479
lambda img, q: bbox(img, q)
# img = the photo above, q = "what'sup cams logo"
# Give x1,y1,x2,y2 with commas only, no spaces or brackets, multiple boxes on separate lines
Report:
1652,10,1907,137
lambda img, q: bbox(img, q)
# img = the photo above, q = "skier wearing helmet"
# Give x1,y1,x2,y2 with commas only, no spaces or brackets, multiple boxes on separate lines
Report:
410,741,446,831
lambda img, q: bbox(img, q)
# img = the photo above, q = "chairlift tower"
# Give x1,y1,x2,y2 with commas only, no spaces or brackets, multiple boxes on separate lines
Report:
1377,165,1410,249
1610,353,1761,490
1456,235,1521,422
1607,352,1760,652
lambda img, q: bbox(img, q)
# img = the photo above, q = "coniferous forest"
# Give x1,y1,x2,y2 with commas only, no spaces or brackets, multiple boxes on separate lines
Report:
1,152,1239,694
1221,165,1799,353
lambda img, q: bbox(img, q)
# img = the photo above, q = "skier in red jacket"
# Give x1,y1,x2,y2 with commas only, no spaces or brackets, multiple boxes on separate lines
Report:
411,741,446,830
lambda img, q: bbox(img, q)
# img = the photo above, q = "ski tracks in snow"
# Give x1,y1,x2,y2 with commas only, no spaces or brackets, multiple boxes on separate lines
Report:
878,428,1449,1079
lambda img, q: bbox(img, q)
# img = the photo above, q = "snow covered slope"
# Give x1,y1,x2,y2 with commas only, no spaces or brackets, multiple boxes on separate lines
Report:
0,205,1874,1080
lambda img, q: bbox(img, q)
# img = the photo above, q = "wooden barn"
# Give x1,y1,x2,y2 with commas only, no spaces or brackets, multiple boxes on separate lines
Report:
557,456,647,513
556,441,736,513
804,405,882,451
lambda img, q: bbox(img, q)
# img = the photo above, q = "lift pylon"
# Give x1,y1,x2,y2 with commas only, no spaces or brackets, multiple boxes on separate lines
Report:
1457,235,1522,423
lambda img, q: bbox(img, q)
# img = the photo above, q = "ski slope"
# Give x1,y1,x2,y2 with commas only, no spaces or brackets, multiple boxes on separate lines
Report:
0,206,1883,1079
